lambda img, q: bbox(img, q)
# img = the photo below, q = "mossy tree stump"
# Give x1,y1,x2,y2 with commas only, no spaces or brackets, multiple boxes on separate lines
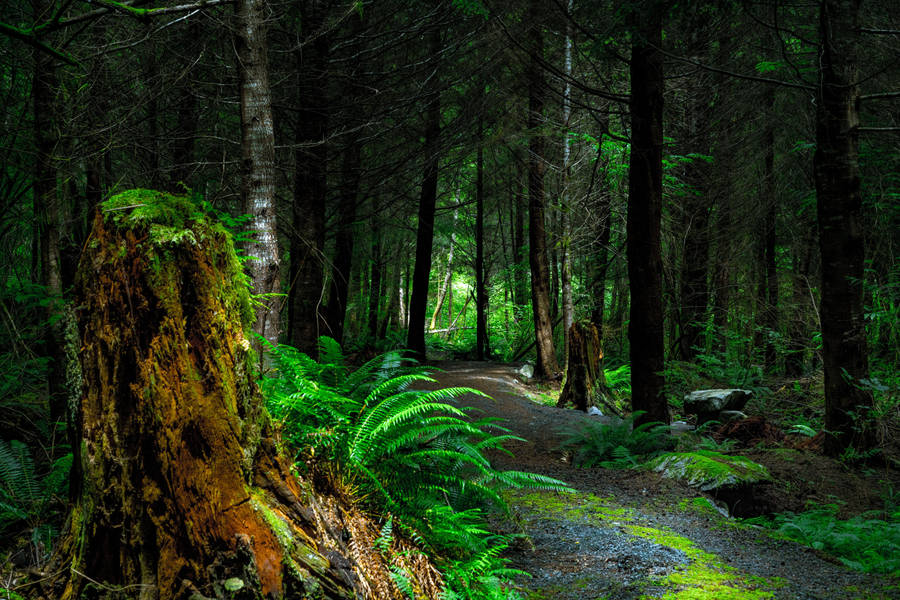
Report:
557,321,610,413
53,190,441,600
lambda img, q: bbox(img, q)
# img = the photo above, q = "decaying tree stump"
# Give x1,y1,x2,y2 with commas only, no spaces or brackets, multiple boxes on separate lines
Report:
557,321,614,413
51,190,441,600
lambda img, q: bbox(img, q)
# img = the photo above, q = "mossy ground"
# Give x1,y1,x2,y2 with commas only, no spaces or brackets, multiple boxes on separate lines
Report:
506,489,784,599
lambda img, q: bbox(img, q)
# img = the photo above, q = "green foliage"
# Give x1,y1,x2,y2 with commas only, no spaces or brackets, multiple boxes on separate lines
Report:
0,439,70,563
746,504,900,575
557,412,674,468
604,363,632,397
263,337,568,599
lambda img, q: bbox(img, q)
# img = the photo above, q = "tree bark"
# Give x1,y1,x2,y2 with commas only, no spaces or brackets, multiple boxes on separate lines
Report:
31,0,66,431
51,193,442,599
527,1,560,379
407,26,442,361
430,206,458,330
476,118,489,360
762,84,779,370
324,138,361,345
557,321,609,413
288,0,330,356
627,4,668,425
815,0,873,456
512,165,527,319
236,0,280,355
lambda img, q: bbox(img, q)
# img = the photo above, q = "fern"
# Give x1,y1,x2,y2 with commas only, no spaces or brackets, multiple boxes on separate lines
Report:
263,337,568,599
558,412,674,468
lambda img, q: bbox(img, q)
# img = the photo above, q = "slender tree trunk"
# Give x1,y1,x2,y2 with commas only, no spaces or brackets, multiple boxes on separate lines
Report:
288,0,330,355
407,26,442,361
762,85,779,370
815,0,873,456
590,118,613,336
476,118,489,360
31,0,66,431
527,1,560,379
325,139,361,344
431,206,458,330
368,207,383,341
512,166,527,318
676,23,712,362
170,19,200,191
627,4,667,425
236,0,280,354
786,227,814,376
560,0,575,364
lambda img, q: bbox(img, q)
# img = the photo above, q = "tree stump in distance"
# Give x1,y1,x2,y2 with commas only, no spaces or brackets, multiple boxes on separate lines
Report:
557,321,609,412
53,190,441,600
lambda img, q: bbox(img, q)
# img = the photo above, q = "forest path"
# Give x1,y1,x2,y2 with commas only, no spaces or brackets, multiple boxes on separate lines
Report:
425,360,894,600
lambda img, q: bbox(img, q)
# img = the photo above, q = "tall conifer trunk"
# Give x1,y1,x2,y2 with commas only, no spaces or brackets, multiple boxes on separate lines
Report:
288,0,330,356
236,0,280,353
815,0,873,456
407,26,442,361
627,3,667,425
527,0,560,379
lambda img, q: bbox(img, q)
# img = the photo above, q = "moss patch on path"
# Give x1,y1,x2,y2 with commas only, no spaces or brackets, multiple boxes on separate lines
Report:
507,490,784,599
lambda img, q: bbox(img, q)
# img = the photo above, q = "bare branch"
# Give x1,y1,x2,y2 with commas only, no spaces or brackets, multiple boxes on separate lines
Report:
0,20,80,67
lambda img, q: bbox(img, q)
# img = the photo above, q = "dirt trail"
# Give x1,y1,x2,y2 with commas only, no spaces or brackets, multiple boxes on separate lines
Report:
426,361,896,600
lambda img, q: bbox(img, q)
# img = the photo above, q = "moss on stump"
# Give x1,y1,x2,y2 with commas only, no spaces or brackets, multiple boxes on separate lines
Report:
52,190,441,600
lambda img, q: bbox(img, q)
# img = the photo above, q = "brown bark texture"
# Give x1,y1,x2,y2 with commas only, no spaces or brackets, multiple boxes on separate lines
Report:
526,2,560,379
814,0,874,456
626,5,668,425
52,190,442,600
557,321,607,412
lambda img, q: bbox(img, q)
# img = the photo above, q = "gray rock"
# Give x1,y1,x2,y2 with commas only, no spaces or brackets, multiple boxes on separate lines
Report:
587,406,604,417
684,389,753,424
516,363,535,380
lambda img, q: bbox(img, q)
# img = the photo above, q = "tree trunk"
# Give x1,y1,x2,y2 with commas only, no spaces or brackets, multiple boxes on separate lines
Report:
430,207,458,330
557,321,613,414
288,0,330,356
476,119,488,360
815,0,873,456
51,192,442,599
407,26,442,361
560,0,575,356
31,0,66,432
169,19,201,191
512,167,527,319
627,4,668,425
762,84,779,370
236,0,280,355
590,115,613,343
325,138,361,345
527,0,560,379
368,208,383,341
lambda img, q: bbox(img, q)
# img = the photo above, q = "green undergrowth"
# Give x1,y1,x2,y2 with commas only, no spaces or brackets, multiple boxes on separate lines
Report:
508,488,784,599
263,337,570,599
557,411,674,468
745,504,900,576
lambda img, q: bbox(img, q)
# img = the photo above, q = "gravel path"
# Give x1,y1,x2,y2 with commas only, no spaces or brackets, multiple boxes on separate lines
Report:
426,361,897,600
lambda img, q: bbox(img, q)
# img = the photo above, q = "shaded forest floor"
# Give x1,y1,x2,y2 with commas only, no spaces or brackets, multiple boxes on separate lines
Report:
425,361,900,600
